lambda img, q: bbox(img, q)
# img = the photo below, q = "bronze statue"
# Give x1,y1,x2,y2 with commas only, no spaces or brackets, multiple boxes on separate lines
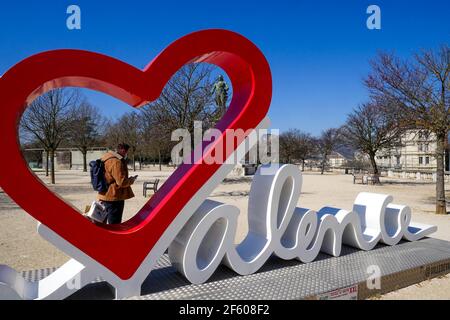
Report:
211,75,229,114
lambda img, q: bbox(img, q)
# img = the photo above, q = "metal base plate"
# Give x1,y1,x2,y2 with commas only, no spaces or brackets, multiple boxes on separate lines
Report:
21,238,450,300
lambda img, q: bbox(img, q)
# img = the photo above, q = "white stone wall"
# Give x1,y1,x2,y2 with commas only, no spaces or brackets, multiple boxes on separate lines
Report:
71,150,107,170
41,149,108,170
329,157,346,168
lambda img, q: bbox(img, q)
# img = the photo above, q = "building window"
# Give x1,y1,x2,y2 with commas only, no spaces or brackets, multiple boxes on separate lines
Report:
419,157,423,165
396,156,400,165
425,144,429,152
425,156,430,165
418,144,423,152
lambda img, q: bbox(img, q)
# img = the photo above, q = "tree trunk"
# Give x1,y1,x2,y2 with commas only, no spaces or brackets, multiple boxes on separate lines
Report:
82,150,87,172
301,159,305,171
133,154,136,172
45,151,49,176
369,153,379,175
158,149,162,171
435,134,447,214
49,149,56,184
368,153,380,184
139,157,142,170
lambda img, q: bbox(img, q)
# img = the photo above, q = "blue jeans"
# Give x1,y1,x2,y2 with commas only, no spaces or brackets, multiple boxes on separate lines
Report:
102,200,124,224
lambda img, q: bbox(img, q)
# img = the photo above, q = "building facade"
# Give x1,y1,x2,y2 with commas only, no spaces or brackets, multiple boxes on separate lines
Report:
25,148,108,170
375,130,449,172
328,151,351,168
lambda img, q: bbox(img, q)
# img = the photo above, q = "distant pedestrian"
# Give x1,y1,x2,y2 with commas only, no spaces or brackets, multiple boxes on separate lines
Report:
97,143,137,224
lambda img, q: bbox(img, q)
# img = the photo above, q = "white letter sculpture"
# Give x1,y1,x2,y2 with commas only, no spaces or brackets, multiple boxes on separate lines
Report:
168,164,436,283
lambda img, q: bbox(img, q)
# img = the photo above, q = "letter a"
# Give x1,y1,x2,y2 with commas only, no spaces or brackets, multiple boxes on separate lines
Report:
366,5,381,30
66,5,81,30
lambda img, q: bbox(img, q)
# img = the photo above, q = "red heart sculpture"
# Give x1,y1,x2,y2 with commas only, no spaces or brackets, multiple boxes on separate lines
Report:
0,29,271,280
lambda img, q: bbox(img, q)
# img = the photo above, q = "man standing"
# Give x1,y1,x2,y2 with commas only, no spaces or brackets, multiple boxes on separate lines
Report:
98,143,137,224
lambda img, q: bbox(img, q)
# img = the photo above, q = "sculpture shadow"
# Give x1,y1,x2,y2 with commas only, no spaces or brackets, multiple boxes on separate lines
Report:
381,180,433,186
138,242,393,297
67,281,116,300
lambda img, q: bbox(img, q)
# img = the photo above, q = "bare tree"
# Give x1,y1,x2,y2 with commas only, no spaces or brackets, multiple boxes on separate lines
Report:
317,128,342,175
141,63,219,151
20,89,80,184
140,106,172,171
365,45,449,214
136,63,222,170
297,132,316,171
67,102,105,172
279,129,315,170
341,101,404,178
145,125,170,171
103,118,120,148
279,129,301,164
105,112,143,171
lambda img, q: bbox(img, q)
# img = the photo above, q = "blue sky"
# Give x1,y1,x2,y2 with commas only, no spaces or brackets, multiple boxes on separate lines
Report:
0,0,448,135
